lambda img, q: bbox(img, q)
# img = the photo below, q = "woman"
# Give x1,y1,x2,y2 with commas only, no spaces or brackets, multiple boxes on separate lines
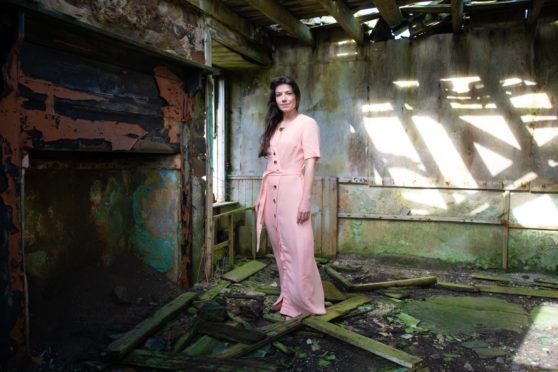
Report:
255,76,326,317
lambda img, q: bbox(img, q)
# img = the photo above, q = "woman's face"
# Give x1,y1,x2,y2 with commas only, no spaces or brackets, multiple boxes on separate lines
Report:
275,84,297,114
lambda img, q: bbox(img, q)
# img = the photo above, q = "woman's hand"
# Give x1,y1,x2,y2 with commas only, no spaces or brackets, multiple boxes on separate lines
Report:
297,199,311,224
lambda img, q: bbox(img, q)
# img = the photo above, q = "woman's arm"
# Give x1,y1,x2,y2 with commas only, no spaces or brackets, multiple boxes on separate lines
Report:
297,157,317,224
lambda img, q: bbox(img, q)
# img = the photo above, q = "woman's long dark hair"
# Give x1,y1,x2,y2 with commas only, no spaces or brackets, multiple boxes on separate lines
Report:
258,75,301,157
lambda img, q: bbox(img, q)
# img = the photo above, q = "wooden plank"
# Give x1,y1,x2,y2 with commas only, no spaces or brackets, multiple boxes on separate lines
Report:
317,295,370,322
313,178,323,256
207,19,272,66
212,206,255,219
477,284,558,299
352,276,437,291
228,214,235,269
316,0,364,44
328,177,338,258
172,324,197,352
107,292,197,359
471,272,511,283
325,265,354,290
182,0,257,41
222,260,268,282
198,280,231,302
255,285,281,295
244,0,314,45
436,281,480,292
374,0,404,27
123,349,277,371
198,321,266,343
502,190,510,270
303,317,423,368
214,314,309,358
205,76,215,280
323,280,347,302
451,0,464,32
183,335,218,356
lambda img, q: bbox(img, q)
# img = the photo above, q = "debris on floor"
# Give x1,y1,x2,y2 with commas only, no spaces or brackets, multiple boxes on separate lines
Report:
30,254,558,371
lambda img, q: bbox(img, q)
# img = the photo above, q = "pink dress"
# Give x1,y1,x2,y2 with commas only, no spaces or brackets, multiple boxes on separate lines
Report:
256,114,326,317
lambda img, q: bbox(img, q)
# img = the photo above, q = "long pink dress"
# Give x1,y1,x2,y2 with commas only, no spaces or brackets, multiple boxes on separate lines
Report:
256,114,326,317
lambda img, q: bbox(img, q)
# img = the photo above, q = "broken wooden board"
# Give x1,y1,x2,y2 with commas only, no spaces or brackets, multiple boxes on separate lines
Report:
123,349,277,371
198,280,231,302
325,265,354,290
183,335,218,356
198,321,266,344
304,317,423,369
214,314,309,358
352,276,437,291
317,295,370,322
255,285,280,295
471,272,513,283
222,260,267,283
436,281,480,292
323,280,347,302
107,292,197,360
476,284,558,299
172,321,198,352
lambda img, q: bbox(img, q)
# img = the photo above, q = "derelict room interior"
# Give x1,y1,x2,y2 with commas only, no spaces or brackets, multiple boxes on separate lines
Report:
1,0,558,371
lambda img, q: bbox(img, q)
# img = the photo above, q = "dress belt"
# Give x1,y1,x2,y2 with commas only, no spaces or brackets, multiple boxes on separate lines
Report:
256,168,302,252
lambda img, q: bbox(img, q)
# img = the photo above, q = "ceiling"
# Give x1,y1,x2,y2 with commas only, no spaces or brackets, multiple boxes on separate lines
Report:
184,0,558,69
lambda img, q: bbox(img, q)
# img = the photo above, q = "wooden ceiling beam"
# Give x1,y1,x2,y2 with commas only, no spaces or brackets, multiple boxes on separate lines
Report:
244,0,314,45
373,0,404,27
207,17,272,66
451,0,464,32
182,0,260,41
527,0,545,25
316,0,364,44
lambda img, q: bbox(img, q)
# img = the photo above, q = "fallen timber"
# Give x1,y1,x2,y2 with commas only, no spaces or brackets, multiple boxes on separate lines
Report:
107,292,198,360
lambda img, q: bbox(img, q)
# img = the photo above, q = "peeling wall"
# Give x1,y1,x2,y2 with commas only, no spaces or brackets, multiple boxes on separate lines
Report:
229,24,558,272
0,4,207,363
35,0,206,65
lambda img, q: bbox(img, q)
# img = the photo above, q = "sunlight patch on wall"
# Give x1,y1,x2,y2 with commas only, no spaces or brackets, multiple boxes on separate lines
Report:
460,115,521,149
450,102,497,110
506,172,538,190
393,80,419,88
402,189,448,209
362,102,393,113
510,93,552,109
453,190,477,204
501,78,523,87
413,116,477,187
440,76,481,94
364,116,427,185
521,115,558,123
532,127,558,147
512,194,558,227
549,160,558,168
470,202,490,215
474,143,513,176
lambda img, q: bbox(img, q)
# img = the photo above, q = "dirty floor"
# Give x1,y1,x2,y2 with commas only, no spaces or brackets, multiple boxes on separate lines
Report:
28,253,558,371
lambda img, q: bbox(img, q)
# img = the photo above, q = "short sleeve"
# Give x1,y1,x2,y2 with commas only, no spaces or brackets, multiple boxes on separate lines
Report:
302,118,320,160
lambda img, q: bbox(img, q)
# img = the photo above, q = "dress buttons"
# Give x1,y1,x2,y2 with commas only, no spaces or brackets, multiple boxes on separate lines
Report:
274,160,277,164
273,152,276,156
274,185,277,189
273,199,276,203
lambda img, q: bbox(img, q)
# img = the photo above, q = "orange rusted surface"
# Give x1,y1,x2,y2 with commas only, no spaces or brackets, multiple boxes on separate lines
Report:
154,66,193,143
0,42,26,358
22,111,148,151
